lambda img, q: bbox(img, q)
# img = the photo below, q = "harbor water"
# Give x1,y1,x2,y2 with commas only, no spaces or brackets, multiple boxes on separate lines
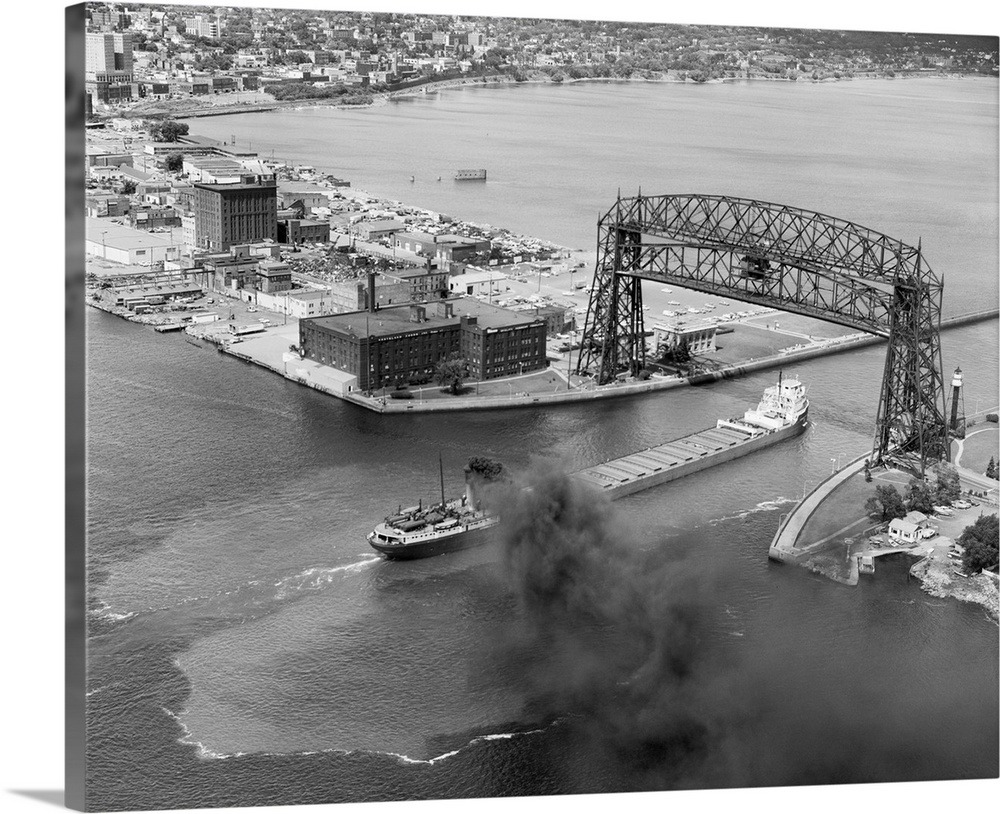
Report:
86,78,998,809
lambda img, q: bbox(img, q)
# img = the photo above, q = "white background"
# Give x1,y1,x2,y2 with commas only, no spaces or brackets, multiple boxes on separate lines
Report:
3,1,997,813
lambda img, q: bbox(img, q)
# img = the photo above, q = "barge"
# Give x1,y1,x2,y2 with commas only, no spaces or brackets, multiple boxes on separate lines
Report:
455,169,487,181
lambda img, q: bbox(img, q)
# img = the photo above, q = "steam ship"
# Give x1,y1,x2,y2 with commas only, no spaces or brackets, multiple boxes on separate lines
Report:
571,374,809,500
368,377,808,558
367,458,502,560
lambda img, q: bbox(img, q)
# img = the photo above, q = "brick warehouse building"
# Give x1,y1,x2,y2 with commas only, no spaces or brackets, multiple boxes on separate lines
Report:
194,176,278,251
298,295,547,392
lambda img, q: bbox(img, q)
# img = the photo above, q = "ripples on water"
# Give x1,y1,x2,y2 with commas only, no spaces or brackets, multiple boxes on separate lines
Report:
85,79,999,808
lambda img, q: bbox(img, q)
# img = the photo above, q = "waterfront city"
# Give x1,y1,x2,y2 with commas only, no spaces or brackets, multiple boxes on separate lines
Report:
59,3,1000,813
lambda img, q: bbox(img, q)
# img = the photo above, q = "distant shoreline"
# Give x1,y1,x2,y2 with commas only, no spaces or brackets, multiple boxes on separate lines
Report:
117,70,996,121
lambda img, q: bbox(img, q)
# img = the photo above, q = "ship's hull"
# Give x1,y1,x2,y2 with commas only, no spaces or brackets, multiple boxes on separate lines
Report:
573,406,809,501
367,521,498,560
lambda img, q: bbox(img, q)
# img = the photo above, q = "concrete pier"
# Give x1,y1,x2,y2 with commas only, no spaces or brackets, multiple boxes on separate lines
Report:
768,455,871,564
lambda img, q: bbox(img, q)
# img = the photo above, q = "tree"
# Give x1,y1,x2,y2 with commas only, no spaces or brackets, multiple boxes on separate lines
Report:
905,477,936,514
959,513,999,573
934,465,961,504
150,120,189,142
865,484,907,522
120,179,137,195
987,456,998,480
434,352,468,395
165,152,184,173
658,337,690,366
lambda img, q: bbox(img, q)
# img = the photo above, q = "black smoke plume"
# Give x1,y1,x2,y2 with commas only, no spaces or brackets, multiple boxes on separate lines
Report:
480,459,999,791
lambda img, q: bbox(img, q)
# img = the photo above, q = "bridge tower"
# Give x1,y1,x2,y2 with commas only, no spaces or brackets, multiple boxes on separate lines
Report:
576,193,950,476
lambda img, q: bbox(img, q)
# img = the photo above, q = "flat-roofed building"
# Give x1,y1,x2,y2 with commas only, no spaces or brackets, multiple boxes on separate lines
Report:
447,269,506,297
299,296,546,391
394,231,491,270
194,176,277,251
327,274,411,313
129,205,182,231
86,193,132,219
653,321,718,355
183,156,246,183
85,218,182,265
354,219,407,241
278,183,331,213
278,218,330,245
285,289,338,320
100,280,203,309
434,234,491,268
388,266,449,300
394,230,438,256
255,260,293,294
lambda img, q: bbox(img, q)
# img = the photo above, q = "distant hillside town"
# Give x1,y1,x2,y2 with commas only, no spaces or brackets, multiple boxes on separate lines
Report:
83,3,999,117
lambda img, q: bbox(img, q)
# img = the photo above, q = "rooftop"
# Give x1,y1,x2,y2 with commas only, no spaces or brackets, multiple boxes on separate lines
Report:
85,218,180,250
306,297,542,339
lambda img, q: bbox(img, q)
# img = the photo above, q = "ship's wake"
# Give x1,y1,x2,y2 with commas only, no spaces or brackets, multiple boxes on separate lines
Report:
166,698,562,765
90,556,381,627
707,496,800,525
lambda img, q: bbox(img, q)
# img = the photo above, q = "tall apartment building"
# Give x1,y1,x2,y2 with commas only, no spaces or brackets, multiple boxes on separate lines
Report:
184,15,220,39
194,176,278,252
85,32,134,104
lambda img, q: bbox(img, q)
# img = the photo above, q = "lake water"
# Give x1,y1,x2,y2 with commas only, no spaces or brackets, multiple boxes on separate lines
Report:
85,78,998,810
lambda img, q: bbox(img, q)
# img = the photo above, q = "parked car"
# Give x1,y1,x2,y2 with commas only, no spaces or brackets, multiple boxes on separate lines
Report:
247,306,257,313
952,499,971,510
932,505,954,516
920,527,938,539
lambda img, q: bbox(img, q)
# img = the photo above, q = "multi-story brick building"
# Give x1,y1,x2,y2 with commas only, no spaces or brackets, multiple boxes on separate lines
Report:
386,266,450,301
298,296,547,392
255,260,293,294
277,218,331,245
394,230,491,270
194,176,277,251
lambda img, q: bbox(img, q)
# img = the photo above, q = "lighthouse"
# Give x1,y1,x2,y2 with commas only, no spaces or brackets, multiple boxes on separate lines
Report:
949,366,965,437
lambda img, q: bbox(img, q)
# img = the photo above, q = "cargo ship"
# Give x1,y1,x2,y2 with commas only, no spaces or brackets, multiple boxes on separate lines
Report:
571,374,809,500
455,169,487,181
367,457,503,559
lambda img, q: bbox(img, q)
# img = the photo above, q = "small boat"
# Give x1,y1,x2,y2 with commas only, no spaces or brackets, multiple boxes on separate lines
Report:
409,175,415,183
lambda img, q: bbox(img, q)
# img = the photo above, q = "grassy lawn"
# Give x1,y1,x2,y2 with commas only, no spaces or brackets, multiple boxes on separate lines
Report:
758,312,858,340
396,368,571,402
796,470,879,548
959,427,999,476
711,324,803,365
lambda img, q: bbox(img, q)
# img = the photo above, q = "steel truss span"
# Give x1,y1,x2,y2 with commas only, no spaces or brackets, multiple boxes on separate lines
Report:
576,193,949,474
